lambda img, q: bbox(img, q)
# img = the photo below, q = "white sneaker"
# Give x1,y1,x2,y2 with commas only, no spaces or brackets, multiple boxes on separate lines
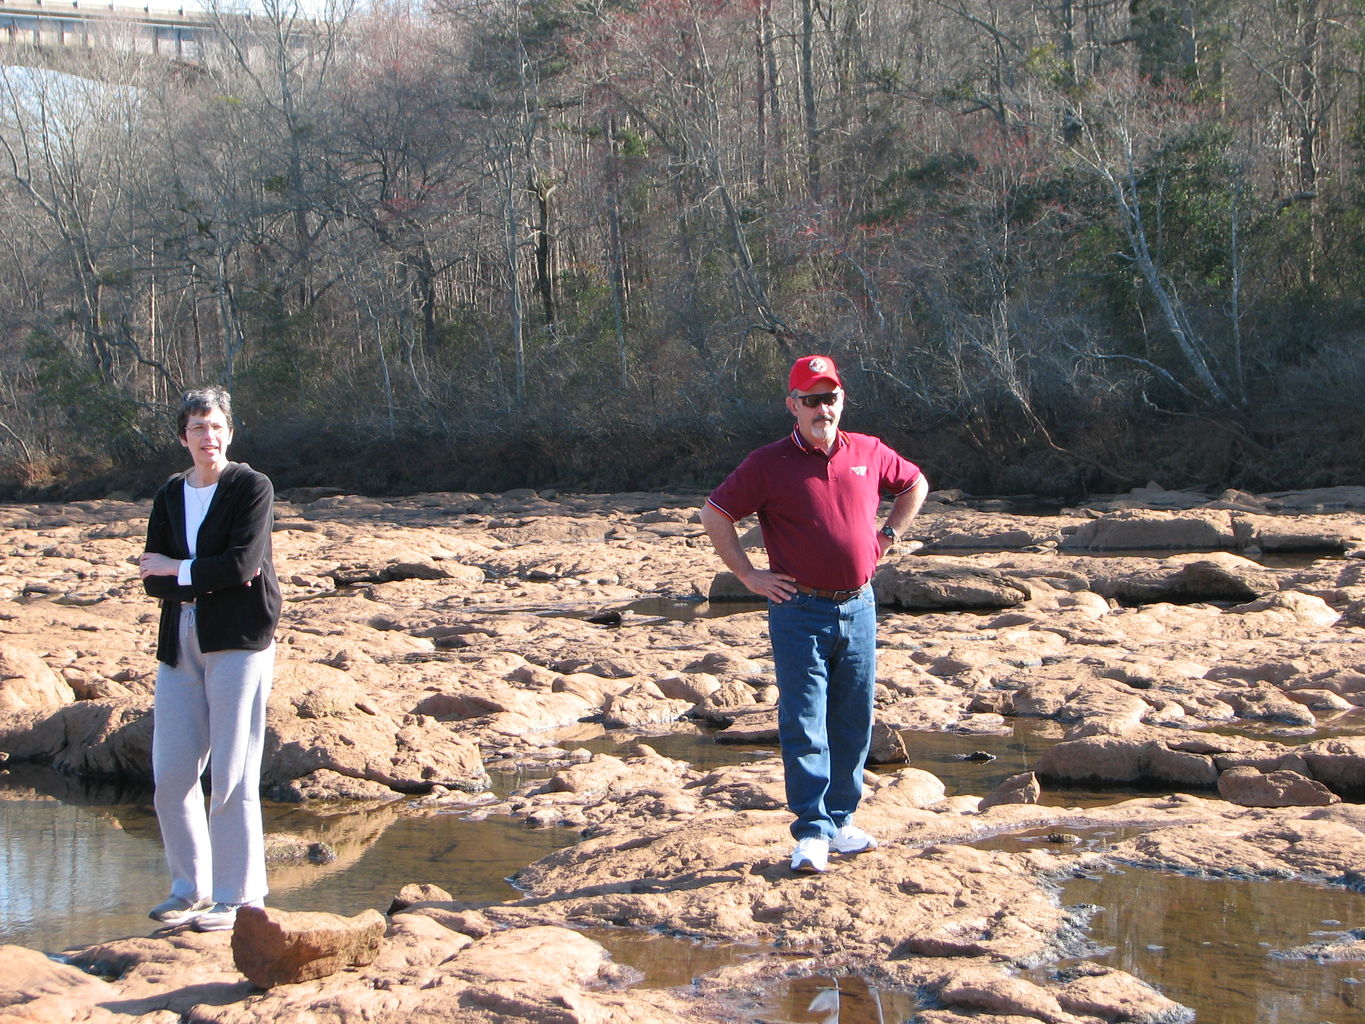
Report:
791,836,829,873
831,824,878,855
191,902,241,932
148,895,213,926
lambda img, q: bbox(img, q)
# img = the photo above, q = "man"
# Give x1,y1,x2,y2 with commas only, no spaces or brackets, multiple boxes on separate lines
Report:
699,355,928,873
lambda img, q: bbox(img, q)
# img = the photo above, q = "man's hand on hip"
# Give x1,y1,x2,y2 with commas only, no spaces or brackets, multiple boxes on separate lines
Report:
740,568,798,603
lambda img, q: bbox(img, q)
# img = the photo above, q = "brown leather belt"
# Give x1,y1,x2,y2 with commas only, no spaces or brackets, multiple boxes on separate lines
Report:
794,582,865,602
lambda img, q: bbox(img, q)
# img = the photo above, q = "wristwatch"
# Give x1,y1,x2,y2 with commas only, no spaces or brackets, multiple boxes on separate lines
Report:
879,524,898,543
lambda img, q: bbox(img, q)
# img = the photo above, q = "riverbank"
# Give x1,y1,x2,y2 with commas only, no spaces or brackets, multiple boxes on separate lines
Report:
1,483,1363,1023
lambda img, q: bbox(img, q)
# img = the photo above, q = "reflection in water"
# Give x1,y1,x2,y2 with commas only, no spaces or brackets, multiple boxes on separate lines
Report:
0,771,573,954
570,724,776,773
568,719,1133,807
970,824,1150,856
578,927,769,989
1208,707,1365,744
758,974,918,1024
10,750,1365,1023
0,787,167,953
892,721,1061,798
1049,867,1365,1024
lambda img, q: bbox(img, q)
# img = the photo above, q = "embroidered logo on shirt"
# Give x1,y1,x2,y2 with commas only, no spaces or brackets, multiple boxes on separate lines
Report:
852,465,867,476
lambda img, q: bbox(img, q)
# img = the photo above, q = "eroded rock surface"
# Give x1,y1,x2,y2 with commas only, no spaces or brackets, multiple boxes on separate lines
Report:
0,484,1362,1022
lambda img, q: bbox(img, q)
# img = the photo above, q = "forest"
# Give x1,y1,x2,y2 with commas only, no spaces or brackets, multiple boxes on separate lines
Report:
1,0,1363,499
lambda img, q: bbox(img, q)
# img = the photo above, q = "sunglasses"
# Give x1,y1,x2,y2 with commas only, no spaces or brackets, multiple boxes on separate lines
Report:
796,392,840,408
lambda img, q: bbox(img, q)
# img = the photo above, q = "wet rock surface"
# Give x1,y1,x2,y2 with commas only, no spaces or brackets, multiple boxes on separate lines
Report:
0,482,1362,1022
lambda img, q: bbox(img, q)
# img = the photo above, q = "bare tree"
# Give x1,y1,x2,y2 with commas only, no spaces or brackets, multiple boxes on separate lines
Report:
1066,68,1241,407
0,48,177,427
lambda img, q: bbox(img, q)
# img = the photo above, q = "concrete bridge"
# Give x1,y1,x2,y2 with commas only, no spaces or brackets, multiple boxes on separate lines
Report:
0,0,213,61
0,0,330,72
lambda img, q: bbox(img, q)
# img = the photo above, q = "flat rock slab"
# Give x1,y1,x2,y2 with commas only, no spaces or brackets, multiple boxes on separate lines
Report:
873,563,1031,610
1061,509,1238,551
1217,766,1340,807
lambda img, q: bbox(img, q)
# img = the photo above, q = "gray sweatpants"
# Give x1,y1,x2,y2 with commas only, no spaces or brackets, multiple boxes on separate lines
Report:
152,605,274,906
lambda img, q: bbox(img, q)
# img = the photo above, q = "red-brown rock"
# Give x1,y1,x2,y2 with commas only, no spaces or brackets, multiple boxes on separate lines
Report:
1217,766,1340,807
978,771,1040,809
231,905,386,989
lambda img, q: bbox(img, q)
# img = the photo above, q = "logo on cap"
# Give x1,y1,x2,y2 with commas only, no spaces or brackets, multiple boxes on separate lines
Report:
808,357,829,374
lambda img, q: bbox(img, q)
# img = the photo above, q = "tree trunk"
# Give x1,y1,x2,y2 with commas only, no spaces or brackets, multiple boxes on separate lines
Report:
799,0,821,199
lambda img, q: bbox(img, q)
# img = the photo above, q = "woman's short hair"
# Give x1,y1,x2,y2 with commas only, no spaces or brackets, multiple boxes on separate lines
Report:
176,386,233,437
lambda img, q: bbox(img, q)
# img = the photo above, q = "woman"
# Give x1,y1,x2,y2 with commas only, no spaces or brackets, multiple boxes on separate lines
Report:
139,386,281,933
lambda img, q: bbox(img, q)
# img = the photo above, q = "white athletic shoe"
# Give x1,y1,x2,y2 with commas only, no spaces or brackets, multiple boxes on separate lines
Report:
191,902,241,932
791,836,830,873
148,895,213,926
830,824,878,855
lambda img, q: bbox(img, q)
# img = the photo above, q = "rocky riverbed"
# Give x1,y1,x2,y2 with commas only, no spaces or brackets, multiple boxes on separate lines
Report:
1,482,1364,1023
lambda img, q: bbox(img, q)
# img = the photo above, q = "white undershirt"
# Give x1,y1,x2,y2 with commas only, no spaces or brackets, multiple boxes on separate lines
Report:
177,480,218,586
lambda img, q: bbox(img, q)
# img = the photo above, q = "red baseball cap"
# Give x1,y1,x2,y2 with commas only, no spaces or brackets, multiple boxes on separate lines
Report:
789,355,842,393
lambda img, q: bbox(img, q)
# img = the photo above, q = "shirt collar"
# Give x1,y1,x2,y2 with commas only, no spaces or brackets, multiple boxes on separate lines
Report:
789,426,845,456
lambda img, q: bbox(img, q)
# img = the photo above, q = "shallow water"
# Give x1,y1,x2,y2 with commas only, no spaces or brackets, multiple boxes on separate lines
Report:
1046,867,1365,1024
743,973,919,1023
576,718,1137,808
6,747,1365,1023
0,720,1078,954
0,767,572,954
556,929,922,1022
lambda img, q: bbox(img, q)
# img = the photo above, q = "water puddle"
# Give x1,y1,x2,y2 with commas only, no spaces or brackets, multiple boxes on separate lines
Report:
970,824,1151,855
0,769,573,953
745,973,919,1023
578,926,768,988
530,596,766,623
889,720,1059,796
11,741,1365,1024
623,596,765,620
1045,866,1365,1024
571,929,921,1020
558,719,1135,808
1206,708,1365,743
562,723,776,772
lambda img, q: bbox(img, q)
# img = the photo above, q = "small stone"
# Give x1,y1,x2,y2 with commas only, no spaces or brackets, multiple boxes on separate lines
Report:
979,771,1041,810
388,882,454,913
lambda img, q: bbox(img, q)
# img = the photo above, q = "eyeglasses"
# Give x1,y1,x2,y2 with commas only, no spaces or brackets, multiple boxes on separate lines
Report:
796,392,840,408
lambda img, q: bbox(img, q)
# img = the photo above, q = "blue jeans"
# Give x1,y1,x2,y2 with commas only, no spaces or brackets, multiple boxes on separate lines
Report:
767,586,877,841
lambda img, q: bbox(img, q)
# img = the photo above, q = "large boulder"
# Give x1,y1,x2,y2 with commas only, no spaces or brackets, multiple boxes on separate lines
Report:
978,771,1040,810
265,662,488,794
1061,509,1237,551
1217,767,1339,807
0,646,74,712
1302,737,1365,796
872,563,1030,610
0,943,116,1023
0,697,154,781
1233,513,1365,554
1226,592,1341,629
1052,961,1195,1023
1035,734,1144,785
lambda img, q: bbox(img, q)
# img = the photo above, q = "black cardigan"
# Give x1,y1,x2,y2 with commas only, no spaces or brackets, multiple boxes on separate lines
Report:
143,461,282,666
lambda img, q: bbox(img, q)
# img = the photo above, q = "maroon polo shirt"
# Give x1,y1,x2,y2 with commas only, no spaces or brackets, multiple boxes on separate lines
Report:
707,427,922,592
